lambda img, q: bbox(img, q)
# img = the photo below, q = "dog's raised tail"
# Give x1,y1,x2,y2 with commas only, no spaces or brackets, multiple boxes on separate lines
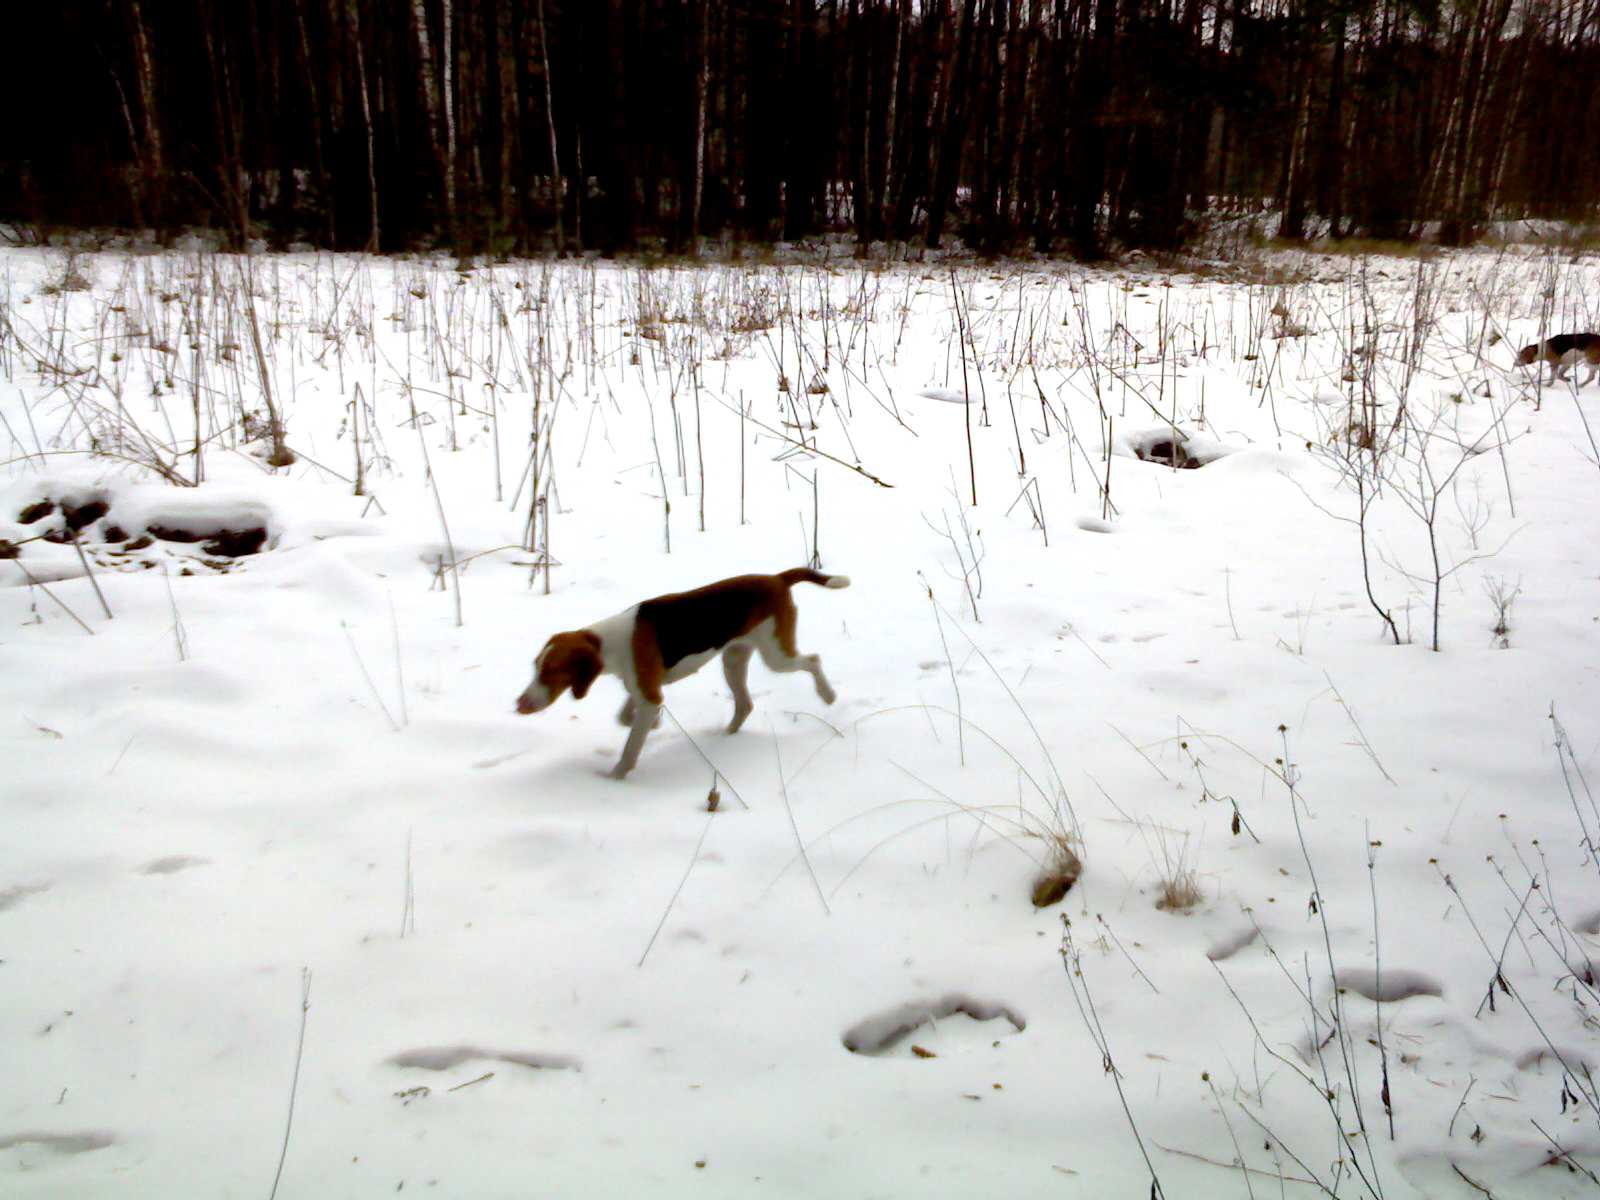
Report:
780,567,851,590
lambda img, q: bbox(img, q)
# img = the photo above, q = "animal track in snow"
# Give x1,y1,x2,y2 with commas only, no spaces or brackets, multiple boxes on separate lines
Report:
0,883,51,913
388,1045,581,1073
842,994,1025,1057
139,856,209,875
1516,1045,1595,1075
0,1131,115,1155
1205,926,1259,962
1333,967,1442,1002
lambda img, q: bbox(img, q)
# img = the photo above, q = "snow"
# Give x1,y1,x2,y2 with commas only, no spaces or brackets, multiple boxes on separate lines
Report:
2,244,1599,1197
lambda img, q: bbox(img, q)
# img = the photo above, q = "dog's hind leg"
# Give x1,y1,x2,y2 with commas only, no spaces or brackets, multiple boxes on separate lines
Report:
723,643,756,733
754,622,837,706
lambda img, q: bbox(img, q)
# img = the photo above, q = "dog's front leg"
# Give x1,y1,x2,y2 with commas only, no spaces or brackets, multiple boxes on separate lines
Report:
618,696,663,729
610,701,661,779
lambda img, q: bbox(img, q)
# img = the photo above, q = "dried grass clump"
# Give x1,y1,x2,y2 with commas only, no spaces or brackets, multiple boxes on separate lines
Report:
1148,825,1203,913
1031,834,1083,909
41,252,92,295
1155,869,1203,912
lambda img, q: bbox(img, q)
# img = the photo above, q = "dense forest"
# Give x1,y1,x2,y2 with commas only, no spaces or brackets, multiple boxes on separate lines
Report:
3,1,1597,256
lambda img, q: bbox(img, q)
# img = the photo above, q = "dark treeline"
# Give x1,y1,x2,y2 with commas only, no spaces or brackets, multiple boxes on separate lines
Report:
4,1,1598,256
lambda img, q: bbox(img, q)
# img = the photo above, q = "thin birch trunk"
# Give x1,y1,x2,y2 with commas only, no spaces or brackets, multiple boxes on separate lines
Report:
534,0,564,251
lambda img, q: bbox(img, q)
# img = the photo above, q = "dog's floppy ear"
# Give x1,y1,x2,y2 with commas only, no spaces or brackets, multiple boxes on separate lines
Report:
570,634,602,699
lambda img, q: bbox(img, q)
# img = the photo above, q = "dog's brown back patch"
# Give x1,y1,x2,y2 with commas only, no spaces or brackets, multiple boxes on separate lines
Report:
638,576,789,670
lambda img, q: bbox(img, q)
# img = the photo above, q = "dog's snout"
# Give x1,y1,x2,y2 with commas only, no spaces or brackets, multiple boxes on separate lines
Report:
516,683,551,715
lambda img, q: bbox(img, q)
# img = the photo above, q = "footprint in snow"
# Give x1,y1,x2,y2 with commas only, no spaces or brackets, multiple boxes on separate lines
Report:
388,1045,580,1073
1516,1045,1595,1076
1205,926,1259,962
842,994,1025,1058
0,883,51,913
1333,967,1442,1002
139,856,209,876
0,1131,115,1156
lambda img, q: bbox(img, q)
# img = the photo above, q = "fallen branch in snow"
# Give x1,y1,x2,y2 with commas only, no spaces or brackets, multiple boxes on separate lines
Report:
66,533,112,620
163,565,187,662
10,559,95,635
341,620,400,733
1549,705,1600,880
406,388,463,627
772,722,829,917
637,811,716,969
918,573,964,766
267,969,312,1200
1152,1139,1314,1189
1367,828,1395,1141
1279,725,1388,1198
1531,1119,1600,1188
1435,863,1600,1121
657,706,749,812
1060,915,1167,1200
707,392,894,489
1450,1163,1495,1198
927,594,1081,845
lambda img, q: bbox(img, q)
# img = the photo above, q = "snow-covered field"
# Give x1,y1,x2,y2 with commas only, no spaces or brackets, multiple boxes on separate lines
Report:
2,242,1598,1198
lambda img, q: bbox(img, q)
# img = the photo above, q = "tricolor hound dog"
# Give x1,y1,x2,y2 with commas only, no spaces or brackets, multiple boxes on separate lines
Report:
515,567,850,779
1517,332,1600,386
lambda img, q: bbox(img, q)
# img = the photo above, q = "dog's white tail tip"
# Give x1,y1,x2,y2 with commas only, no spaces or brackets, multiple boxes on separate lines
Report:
825,575,851,589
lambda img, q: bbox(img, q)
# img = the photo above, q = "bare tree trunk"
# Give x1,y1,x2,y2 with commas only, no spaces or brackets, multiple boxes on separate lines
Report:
925,0,980,248
1485,7,1538,220
442,0,458,229
881,0,910,241
200,8,250,245
1278,29,1316,242
348,0,380,251
126,0,165,226
1415,4,1470,238
496,0,519,243
411,0,451,229
691,0,711,251
1321,11,1347,237
294,0,335,245
104,62,145,227
851,0,873,255
1446,0,1515,242
534,0,565,251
